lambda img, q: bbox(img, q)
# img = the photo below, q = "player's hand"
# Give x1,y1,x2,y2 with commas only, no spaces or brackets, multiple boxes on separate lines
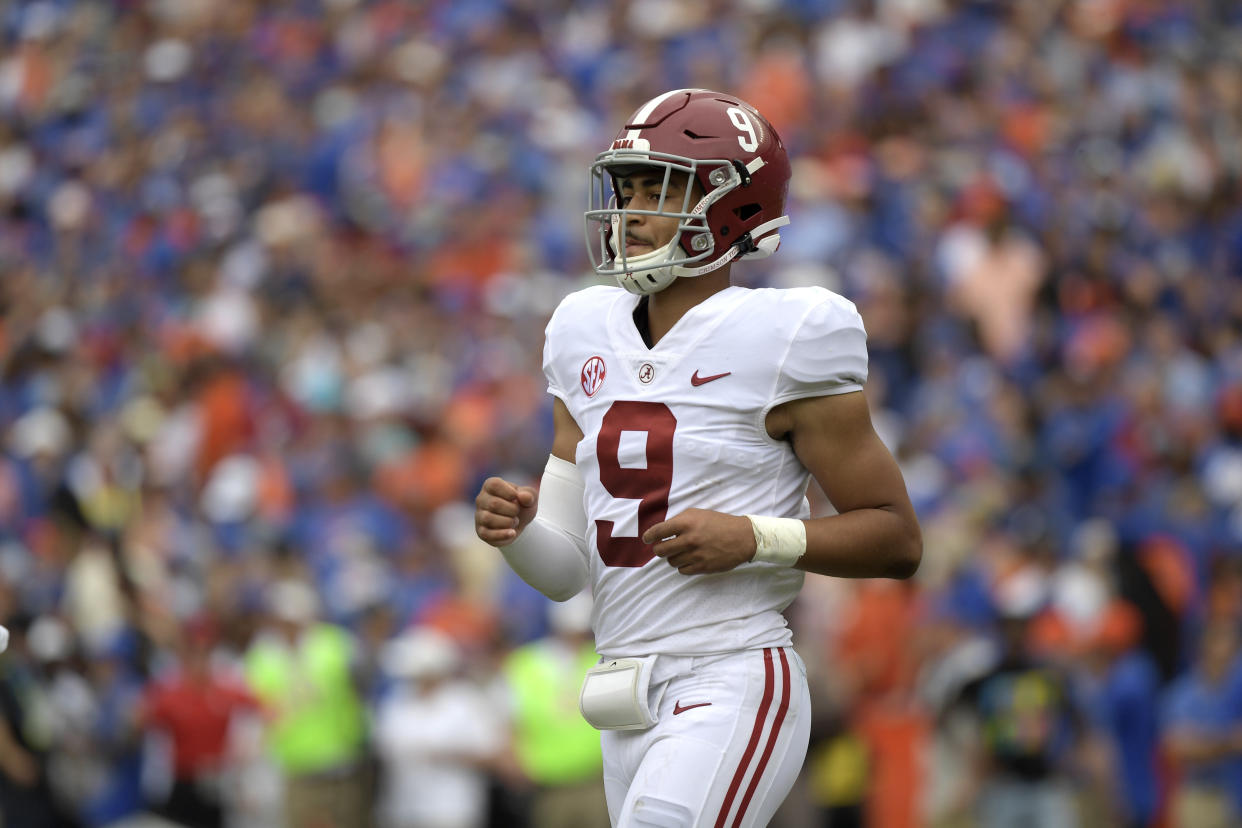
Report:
642,509,757,575
474,477,538,547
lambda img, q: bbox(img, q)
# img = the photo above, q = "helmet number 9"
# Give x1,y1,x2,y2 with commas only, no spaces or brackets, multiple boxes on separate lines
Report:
727,107,759,153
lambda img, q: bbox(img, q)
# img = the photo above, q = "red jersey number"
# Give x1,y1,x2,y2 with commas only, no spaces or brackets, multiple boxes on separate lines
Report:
595,400,676,567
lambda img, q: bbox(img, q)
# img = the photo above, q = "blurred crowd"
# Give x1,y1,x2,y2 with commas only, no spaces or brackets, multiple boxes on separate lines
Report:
1,0,1242,826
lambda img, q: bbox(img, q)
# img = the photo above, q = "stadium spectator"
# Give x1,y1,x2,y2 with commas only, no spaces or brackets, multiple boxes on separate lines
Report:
0,615,80,828
76,630,145,827
1162,620,1242,828
1072,600,1162,828
243,580,369,828
140,615,258,828
372,625,504,828
944,575,1095,828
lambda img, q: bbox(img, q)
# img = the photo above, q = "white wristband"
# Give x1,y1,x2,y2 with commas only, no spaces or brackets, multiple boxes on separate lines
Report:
746,515,807,567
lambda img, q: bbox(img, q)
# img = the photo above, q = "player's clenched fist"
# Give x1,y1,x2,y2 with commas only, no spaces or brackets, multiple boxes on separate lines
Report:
474,477,538,547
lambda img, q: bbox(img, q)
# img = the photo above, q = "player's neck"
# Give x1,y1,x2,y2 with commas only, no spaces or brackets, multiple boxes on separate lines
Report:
645,268,732,346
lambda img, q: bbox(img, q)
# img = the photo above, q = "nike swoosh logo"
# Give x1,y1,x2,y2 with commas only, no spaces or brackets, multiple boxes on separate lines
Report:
673,700,713,715
690,370,731,387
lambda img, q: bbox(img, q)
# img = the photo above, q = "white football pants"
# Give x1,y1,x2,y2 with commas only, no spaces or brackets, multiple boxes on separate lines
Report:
601,646,811,828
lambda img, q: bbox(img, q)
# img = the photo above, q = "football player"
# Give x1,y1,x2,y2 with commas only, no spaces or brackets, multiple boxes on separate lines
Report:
475,88,922,827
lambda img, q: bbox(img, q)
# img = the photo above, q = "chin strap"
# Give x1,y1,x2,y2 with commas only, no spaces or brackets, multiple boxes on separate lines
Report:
672,215,790,278
739,215,791,259
672,244,742,278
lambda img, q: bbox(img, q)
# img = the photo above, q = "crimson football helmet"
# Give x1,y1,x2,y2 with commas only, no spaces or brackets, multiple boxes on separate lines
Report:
586,89,792,295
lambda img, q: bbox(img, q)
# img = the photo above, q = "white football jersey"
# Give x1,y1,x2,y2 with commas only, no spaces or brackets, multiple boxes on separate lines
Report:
543,284,868,658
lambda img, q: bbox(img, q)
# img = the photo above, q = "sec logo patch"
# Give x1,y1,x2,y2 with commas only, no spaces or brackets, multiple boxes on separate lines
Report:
581,356,606,396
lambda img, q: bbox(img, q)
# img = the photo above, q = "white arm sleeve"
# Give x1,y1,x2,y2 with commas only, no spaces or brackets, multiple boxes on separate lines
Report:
500,455,590,602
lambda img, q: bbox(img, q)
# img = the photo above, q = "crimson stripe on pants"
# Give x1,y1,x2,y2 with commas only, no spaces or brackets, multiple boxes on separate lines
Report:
713,649,776,828
731,647,792,827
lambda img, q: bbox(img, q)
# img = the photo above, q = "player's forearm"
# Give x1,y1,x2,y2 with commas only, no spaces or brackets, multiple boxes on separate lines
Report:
797,507,922,579
501,519,589,601
500,455,590,601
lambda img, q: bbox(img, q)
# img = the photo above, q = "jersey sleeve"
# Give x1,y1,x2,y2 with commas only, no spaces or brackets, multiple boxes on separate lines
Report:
542,285,614,403
771,290,868,406
542,298,569,401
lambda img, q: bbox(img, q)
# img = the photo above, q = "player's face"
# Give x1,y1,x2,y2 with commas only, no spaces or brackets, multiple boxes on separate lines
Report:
616,167,694,257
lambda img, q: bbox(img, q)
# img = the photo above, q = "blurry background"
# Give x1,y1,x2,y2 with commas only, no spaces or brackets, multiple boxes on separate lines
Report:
2,0,1242,826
